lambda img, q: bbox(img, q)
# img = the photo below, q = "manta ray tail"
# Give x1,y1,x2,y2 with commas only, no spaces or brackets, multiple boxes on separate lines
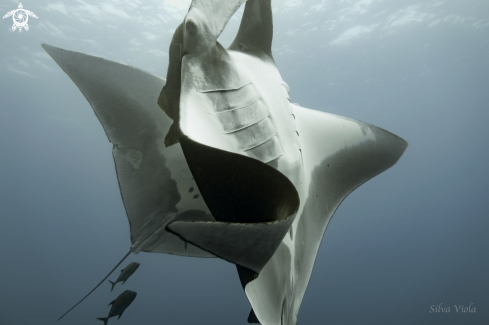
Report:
108,280,117,292
97,317,109,325
57,250,132,321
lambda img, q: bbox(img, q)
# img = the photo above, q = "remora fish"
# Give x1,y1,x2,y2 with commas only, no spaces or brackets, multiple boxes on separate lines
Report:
108,262,140,291
97,290,137,325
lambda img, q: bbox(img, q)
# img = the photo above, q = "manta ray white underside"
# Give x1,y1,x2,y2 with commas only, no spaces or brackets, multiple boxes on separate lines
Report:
45,0,407,324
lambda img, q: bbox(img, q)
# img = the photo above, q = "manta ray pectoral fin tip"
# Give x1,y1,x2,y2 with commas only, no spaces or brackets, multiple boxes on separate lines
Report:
41,43,54,51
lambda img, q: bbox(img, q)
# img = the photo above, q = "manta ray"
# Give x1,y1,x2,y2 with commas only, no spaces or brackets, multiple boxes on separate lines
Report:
48,0,407,324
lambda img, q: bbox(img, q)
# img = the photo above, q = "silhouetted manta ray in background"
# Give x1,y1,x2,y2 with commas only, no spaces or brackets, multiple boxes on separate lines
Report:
48,0,407,324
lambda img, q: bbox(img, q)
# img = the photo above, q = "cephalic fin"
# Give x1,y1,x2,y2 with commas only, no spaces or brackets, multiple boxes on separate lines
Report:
187,0,246,39
229,0,273,57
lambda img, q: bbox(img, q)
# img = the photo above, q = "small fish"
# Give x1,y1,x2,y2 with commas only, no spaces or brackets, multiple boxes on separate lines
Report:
97,290,137,325
108,262,140,291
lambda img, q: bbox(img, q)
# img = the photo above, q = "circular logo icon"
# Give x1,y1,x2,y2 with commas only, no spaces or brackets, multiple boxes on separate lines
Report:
3,3,38,32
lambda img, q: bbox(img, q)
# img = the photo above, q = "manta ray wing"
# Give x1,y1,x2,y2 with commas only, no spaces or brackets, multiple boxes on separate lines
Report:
243,105,408,325
42,44,215,258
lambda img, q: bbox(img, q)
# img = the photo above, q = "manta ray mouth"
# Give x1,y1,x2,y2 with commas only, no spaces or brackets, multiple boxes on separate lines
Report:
167,136,300,274
178,136,299,224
